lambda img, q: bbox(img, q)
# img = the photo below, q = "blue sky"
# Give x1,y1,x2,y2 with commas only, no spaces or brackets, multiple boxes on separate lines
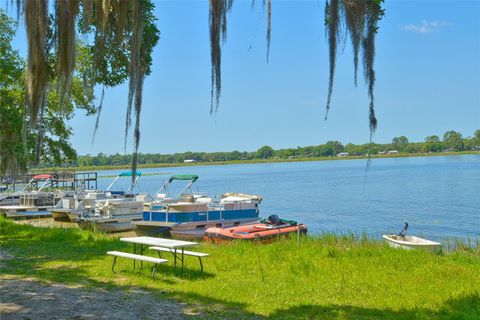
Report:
9,0,480,155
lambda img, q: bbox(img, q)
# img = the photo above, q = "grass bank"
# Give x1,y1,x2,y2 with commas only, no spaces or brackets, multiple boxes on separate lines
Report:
1,218,479,319
33,151,478,172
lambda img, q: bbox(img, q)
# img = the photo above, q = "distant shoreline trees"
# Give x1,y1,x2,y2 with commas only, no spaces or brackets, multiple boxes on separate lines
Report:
37,129,480,168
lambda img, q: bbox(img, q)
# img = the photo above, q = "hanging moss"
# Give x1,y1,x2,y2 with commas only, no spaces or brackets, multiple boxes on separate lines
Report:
13,0,384,179
325,0,384,135
343,0,366,86
266,0,271,62
209,0,233,114
24,0,49,124
324,0,341,121
15,0,159,181
56,0,80,112
91,86,105,144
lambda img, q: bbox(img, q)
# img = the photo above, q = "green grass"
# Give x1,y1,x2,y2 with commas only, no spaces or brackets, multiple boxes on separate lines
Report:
34,151,478,172
1,217,479,319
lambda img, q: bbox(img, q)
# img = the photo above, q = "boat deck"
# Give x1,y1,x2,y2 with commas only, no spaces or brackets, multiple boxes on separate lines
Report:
0,205,52,219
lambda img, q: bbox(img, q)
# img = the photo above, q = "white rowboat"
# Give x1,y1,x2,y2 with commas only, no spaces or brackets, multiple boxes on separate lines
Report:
382,235,441,252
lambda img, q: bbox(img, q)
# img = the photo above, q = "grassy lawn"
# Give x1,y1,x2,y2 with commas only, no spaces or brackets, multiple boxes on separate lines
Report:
1,217,479,319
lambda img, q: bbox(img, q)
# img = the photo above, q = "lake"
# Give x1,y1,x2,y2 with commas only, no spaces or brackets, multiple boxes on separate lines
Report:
94,155,479,242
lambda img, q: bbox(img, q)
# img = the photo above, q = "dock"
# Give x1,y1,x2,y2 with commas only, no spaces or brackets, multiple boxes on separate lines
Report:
1,171,98,193
0,206,52,220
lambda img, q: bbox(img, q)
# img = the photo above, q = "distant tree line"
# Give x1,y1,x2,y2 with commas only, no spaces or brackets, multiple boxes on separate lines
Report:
38,129,480,168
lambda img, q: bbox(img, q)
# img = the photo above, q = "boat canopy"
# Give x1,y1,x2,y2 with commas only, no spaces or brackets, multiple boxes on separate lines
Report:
33,174,52,180
118,171,142,177
155,175,199,197
168,174,198,183
24,174,53,192
106,171,142,193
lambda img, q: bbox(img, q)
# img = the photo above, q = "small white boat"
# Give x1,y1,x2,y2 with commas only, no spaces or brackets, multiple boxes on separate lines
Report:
76,172,152,232
382,235,441,252
77,196,146,232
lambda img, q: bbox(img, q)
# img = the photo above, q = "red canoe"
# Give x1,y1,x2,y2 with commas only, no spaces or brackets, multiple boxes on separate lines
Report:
204,220,307,244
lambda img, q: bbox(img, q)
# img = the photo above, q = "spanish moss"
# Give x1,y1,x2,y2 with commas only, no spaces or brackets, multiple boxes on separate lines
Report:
125,0,145,156
266,0,271,62
24,0,49,124
56,0,79,112
91,86,105,144
13,0,24,21
11,0,160,178
115,0,129,43
324,0,384,135
99,0,110,34
209,0,233,114
80,0,92,26
324,0,340,120
131,72,145,185
343,0,366,86
11,0,384,182
33,95,47,165
126,0,147,184
363,1,382,135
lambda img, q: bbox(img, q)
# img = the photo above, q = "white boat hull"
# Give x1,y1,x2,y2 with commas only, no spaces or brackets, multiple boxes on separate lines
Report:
383,235,441,252
77,214,143,233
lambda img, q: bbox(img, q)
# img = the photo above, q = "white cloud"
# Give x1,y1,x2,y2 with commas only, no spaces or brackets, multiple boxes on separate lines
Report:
403,20,451,34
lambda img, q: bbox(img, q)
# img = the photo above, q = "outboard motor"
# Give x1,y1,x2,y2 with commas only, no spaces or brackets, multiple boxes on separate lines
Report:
398,222,408,237
267,214,281,226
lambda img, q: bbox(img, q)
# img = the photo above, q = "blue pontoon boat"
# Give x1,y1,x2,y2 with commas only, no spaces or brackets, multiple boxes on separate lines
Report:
134,175,262,239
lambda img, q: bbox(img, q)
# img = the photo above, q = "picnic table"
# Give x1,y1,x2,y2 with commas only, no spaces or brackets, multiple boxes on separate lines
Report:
120,236,198,274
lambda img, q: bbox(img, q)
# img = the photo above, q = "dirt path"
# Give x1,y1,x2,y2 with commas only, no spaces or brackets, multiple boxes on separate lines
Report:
0,274,193,320
0,223,202,319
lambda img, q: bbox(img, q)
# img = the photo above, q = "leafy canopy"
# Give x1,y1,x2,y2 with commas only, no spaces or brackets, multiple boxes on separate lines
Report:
0,10,97,173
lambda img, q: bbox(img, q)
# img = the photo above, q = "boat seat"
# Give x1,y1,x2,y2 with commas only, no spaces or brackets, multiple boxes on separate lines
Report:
107,251,168,279
254,225,274,229
256,224,290,230
149,246,209,272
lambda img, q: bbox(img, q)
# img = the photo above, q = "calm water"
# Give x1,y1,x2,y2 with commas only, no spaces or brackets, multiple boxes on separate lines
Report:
94,155,479,242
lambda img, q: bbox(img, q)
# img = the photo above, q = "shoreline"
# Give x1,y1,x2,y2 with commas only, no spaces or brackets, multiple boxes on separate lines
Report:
33,151,478,172
11,217,480,249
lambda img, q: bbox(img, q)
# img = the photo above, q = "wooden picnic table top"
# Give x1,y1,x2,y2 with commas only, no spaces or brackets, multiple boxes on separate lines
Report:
119,236,198,249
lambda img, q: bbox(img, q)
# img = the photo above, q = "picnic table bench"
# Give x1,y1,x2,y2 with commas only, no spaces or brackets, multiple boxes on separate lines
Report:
149,246,209,272
107,251,168,279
